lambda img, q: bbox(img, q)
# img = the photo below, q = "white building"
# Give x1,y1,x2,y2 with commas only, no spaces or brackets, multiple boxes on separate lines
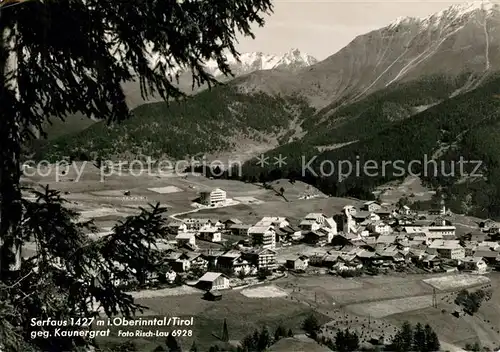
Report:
461,257,487,273
199,225,222,242
196,272,230,291
299,213,337,234
175,232,196,247
183,218,222,231
248,225,276,249
426,225,456,238
256,217,289,228
367,221,393,235
428,240,465,259
200,188,227,206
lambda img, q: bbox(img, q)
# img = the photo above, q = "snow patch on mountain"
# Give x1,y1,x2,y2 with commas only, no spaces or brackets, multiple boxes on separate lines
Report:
203,48,318,76
389,0,500,29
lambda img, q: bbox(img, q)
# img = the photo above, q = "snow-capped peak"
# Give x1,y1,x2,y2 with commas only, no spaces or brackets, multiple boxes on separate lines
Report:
388,1,500,29
389,16,417,28
202,48,318,76
441,1,498,17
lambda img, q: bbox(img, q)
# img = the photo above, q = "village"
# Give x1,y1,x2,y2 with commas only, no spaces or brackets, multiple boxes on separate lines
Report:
20,166,500,350
118,186,500,301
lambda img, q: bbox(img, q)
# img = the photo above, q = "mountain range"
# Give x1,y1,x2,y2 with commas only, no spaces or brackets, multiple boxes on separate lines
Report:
34,1,500,219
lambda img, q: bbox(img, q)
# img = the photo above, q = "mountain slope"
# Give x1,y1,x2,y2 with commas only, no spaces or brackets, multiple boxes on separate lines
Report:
124,48,317,109
34,1,500,221
236,1,500,111
237,74,500,218
37,86,313,162
38,48,317,140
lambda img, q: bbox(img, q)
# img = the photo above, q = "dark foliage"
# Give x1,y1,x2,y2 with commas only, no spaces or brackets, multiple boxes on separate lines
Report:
0,0,273,351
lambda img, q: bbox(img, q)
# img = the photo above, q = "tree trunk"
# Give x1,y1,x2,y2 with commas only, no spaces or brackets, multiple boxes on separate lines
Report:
0,18,22,281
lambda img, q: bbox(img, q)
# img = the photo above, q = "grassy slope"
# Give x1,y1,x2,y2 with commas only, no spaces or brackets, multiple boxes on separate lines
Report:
96,291,330,351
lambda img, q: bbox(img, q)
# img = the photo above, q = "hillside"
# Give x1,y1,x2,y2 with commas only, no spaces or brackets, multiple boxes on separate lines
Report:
34,48,317,140
236,74,500,218
235,1,500,111
36,86,314,162
33,2,500,220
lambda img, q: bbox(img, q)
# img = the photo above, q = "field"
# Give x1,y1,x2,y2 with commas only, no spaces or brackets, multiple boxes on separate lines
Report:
147,186,184,194
21,164,346,229
375,176,434,205
97,287,330,351
98,272,495,350
269,336,331,352
423,274,491,291
271,272,499,349
241,285,289,298
20,162,500,351
346,295,435,318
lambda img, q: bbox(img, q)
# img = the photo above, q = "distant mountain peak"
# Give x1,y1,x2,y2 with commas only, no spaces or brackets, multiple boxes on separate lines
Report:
202,49,317,76
389,0,500,29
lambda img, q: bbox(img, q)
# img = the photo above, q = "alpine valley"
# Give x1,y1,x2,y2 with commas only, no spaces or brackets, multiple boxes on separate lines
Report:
34,1,500,219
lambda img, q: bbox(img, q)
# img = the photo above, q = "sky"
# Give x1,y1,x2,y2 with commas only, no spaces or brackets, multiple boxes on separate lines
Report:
236,0,484,60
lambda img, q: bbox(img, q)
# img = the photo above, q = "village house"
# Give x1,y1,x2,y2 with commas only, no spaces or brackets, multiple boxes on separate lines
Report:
478,241,500,250
256,216,290,228
376,235,398,246
421,254,442,269
322,252,341,267
426,225,456,239
355,250,378,264
460,257,487,273
198,225,222,242
199,188,227,206
306,249,328,266
480,219,498,231
275,225,301,243
367,221,393,235
302,227,334,245
362,201,382,212
216,250,254,275
464,242,477,257
473,248,500,264
167,221,187,235
164,251,191,272
330,233,357,247
248,225,276,249
402,227,444,244
223,218,242,229
216,250,242,271
183,218,223,231
468,231,487,242
196,272,230,291
299,213,337,233
187,252,209,269
375,245,406,263
202,249,225,270
175,232,196,247
395,216,414,226
286,255,309,271
397,205,412,216
227,224,251,236
428,240,465,259
427,202,448,216
241,247,277,270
